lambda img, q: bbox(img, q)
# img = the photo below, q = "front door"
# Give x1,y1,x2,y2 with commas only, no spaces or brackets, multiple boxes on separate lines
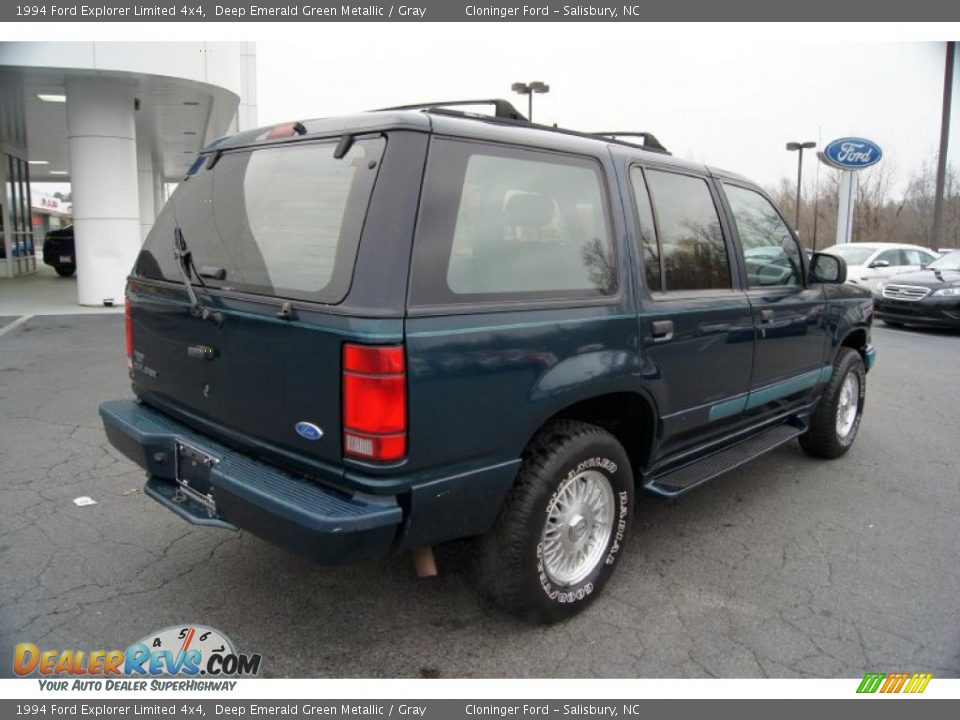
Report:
720,182,828,420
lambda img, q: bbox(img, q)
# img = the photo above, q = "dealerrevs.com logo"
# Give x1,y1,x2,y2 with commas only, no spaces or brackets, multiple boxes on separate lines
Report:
856,672,933,694
13,625,262,691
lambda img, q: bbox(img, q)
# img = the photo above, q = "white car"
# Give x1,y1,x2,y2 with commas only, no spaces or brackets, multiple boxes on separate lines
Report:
820,242,939,293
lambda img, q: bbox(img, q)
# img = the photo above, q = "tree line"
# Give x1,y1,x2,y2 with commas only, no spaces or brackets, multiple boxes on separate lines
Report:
766,160,960,251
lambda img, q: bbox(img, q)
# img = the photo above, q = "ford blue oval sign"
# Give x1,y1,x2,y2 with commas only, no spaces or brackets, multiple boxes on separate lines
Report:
822,137,882,170
295,421,323,441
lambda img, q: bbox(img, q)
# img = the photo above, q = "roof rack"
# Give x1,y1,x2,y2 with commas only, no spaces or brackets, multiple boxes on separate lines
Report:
590,131,669,153
374,99,527,121
370,99,671,156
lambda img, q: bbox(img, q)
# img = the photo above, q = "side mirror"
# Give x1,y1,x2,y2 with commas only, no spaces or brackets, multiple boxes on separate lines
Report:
869,259,890,268
809,252,847,284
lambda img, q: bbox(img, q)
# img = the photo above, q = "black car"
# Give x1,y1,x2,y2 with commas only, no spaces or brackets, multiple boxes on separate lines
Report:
99,100,875,622
42,225,76,277
874,250,960,328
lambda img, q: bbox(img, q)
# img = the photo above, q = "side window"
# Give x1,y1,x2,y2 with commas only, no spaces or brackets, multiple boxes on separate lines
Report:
875,249,904,267
629,167,660,292
644,170,731,291
724,184,802,288
411,140,616,304
904,248,932,266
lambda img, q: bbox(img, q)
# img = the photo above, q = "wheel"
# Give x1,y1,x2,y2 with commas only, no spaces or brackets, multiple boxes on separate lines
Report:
799,348,866,459
55,265,76,277
479,420,634,623
882,320,904,328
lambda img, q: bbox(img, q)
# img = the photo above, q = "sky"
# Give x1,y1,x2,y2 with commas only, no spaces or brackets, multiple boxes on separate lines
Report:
257,29,958,198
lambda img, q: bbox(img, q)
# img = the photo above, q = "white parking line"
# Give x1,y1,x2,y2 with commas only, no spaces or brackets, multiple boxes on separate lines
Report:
0,315,34,338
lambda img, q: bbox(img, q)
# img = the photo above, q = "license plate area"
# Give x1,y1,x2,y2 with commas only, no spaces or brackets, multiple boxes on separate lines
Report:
174,441,220,514
59,255,72,263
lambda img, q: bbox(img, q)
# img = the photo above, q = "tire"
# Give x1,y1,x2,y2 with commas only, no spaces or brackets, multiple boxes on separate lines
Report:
882,320,904,328
55,265,76,277
479,420,634,624
799,348,866,459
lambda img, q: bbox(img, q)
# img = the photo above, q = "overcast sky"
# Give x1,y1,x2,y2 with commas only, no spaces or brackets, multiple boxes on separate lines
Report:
258,30,957,197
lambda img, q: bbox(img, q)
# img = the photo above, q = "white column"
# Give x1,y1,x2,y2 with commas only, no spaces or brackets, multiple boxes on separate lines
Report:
66,78,140,306
238,42,258,131
136,137,155,242
152,165,166,216
835,170,858,245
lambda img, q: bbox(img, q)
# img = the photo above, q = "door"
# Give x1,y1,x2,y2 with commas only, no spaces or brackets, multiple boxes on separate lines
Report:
721,182,828,419
629,166,755,457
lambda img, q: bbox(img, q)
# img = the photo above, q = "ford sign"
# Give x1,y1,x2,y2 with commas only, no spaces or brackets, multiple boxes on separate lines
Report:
822,137,882,170
294,421,323,441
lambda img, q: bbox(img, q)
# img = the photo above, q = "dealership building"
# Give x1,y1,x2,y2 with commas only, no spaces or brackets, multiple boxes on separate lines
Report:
0,42,257,305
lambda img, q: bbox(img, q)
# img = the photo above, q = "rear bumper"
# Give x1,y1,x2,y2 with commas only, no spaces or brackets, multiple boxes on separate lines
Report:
99,399,401,564
41,242,73,267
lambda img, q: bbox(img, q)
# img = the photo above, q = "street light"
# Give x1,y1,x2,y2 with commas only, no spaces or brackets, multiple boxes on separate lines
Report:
511,81,549,122
786,141,817,231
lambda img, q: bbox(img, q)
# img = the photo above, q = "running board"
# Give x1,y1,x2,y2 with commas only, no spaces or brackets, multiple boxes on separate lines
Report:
646,423,804,497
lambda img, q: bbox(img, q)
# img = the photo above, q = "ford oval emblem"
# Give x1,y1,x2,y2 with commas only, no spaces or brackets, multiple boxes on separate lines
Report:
295,422,323,441
822,137,882,170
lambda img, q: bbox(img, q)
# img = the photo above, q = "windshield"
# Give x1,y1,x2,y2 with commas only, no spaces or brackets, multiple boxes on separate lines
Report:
135,136,385,303
928,250,960,271
823,245,875,266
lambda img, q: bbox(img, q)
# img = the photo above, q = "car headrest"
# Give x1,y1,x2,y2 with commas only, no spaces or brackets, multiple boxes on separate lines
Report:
503,192,555,228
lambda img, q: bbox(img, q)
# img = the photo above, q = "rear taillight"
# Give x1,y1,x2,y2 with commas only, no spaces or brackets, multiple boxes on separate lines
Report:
342,344,406,462
124,297,134,370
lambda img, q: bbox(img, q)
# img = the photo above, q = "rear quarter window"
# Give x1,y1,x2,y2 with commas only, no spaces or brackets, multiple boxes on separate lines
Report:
410,139,616,305
135,136,384,304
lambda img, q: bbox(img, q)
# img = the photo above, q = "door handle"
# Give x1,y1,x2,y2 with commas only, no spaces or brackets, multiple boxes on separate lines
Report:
760,309,775,324
651,319,674,342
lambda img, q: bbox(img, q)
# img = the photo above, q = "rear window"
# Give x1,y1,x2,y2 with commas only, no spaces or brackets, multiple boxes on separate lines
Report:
410,139,615,305
135,136,385,303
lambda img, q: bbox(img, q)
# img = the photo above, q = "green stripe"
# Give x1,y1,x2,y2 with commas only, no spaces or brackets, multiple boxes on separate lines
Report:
745,368,823,409
857,673,885,693
708,395,748,421
708,365,833,419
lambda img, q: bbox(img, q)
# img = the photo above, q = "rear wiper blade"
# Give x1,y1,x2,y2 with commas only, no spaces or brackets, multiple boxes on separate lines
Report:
173,226,223,327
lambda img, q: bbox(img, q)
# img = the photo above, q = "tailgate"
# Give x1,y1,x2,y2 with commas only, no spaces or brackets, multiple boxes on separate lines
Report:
128,281,403,469
125,132,397,471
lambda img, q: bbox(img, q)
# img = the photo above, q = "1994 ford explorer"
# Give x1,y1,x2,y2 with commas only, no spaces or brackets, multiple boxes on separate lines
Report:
100,100,876,623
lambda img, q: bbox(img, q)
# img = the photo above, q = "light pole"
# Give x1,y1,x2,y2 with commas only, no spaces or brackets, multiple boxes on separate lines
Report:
932,41,955,252
786,141,816,232
511,81,549,122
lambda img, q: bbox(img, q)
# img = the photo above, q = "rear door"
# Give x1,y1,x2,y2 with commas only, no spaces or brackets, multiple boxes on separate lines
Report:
128,135,390,471
719,182,828,419
629,165,755,458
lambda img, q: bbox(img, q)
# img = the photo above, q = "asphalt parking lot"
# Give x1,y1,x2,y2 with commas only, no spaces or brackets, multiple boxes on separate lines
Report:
1,314,958,679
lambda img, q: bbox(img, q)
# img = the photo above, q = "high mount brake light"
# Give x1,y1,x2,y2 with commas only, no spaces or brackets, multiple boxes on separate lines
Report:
342,344,407,462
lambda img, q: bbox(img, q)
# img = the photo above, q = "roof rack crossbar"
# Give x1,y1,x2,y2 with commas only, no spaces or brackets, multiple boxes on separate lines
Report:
373,99,527,121
591,131,669,153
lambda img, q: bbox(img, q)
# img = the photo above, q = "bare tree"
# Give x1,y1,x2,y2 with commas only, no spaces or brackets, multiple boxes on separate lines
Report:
766,161,959,250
